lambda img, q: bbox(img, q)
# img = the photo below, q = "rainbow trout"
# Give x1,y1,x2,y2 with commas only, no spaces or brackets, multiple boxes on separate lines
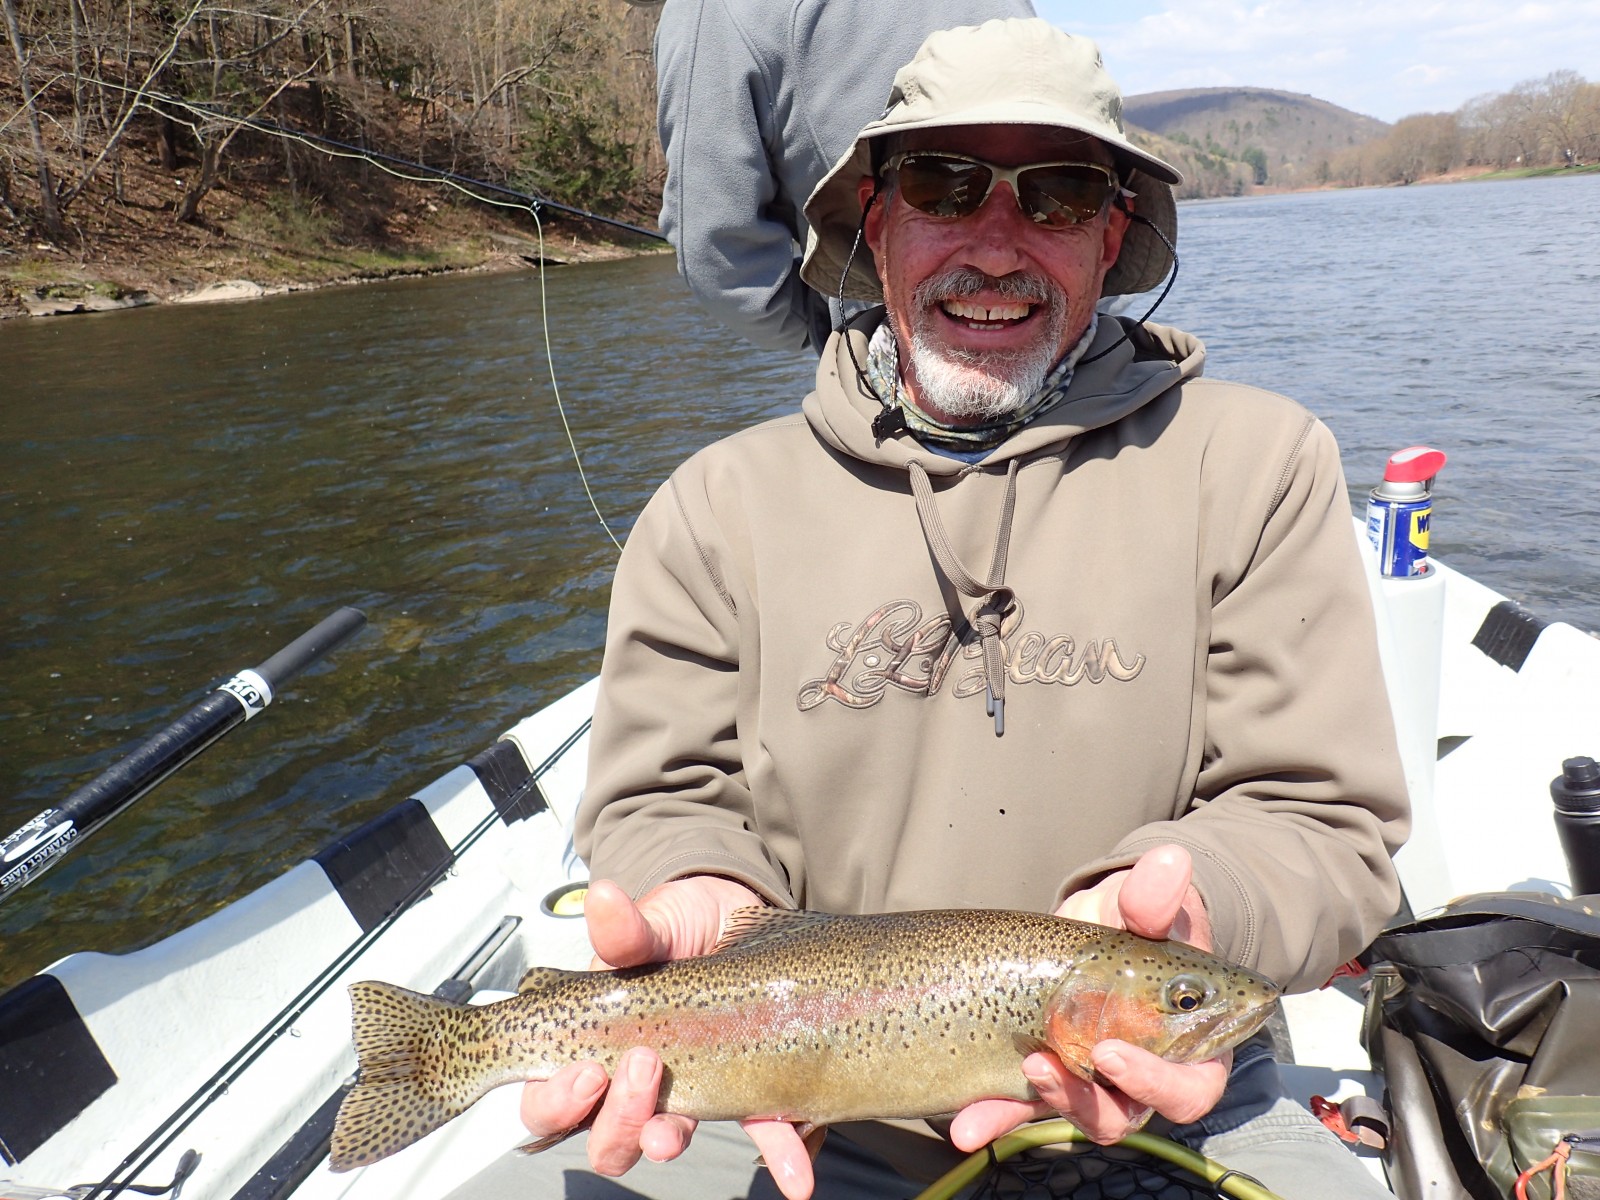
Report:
330,907,1278,1170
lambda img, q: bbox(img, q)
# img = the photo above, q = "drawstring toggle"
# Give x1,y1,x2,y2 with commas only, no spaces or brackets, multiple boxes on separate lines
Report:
986,687,1005,737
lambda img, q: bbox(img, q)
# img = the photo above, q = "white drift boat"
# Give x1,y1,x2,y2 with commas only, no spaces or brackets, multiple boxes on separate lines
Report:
2,523,1597,1200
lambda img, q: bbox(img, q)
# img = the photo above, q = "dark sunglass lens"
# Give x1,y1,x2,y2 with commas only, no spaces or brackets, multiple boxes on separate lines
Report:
898,157,992,219
1019,166,1112,226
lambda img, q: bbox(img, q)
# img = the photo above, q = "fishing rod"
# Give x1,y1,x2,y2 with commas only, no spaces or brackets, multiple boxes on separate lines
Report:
0,606,367,905
80,76,633,553
229,113,669,242
80,716,590,1200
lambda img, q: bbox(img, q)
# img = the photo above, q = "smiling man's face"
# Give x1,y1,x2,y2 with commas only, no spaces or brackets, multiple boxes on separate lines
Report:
859,124,1130,426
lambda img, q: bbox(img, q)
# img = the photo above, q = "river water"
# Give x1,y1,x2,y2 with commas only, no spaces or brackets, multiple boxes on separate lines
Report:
2,174,1597,988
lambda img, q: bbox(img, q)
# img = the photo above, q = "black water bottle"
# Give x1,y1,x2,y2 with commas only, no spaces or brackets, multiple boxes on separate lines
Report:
1552,756,1600,896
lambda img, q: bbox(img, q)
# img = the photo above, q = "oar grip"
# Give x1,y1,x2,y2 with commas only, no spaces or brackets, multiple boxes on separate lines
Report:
253,606,366,693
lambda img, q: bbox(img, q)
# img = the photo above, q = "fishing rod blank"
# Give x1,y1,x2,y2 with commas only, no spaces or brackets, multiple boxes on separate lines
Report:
0,606,367,904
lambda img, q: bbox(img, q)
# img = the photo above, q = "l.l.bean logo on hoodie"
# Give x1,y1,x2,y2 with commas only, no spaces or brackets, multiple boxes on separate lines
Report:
796,598,1144,711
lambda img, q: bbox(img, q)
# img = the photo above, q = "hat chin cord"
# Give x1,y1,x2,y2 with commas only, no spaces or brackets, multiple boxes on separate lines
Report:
836,191,1179,438
1077,202,1180,367
836,186,906,441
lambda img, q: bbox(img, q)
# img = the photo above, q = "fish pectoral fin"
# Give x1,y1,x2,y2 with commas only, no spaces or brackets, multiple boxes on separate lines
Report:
799,1122,828,1163
516,965,584,995
518,1111,596,1155
710,907,841,956
1016,1030,1097,1083
749,1122,828,1167
1010,1032,1049,1061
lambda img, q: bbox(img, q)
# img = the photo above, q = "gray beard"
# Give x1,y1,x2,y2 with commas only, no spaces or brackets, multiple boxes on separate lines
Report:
906,268,1069,424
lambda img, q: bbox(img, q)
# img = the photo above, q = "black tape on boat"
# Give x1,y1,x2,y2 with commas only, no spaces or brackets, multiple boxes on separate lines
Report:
314,799,453,933
1471,600,1550,672
0,975,118,1164
468,740,544,823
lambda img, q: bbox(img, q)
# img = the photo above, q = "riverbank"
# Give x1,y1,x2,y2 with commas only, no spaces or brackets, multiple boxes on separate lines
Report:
2,183,666,319
6,226,667,319
8,156,1594,321
0,104,667,320
1234,160,1598,197
1468,162,1600,181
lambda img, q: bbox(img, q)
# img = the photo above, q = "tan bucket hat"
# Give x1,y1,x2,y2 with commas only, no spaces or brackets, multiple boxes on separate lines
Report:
800,19,1182,302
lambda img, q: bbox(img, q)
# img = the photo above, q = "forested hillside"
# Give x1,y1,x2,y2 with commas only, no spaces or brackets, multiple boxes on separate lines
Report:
1126,74,1600,190
1,0,664,310
1125,87,1389,190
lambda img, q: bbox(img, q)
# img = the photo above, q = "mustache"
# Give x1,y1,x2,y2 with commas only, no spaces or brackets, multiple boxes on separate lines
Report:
911,266,1062,310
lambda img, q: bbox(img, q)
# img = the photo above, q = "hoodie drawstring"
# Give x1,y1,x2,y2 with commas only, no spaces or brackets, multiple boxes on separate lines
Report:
907,459,1020,736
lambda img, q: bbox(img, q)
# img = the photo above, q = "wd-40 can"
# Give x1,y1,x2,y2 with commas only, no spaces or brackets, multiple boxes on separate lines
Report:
1366,446,1448,577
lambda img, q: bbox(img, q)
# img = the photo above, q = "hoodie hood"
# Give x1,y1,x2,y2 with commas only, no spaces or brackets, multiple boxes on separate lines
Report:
802,312,1206,477
801,311,1207,737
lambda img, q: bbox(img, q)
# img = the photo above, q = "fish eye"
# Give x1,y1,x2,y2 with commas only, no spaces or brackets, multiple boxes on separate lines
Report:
1163,972,1213,1014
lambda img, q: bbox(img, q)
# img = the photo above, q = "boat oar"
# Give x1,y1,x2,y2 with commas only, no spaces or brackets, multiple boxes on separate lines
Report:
0,605,367,904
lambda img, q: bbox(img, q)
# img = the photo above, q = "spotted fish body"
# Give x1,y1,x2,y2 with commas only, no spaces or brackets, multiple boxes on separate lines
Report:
330,907,1278,1171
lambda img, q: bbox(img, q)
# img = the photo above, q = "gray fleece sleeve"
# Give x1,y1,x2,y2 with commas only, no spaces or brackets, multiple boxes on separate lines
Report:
656,0,820,352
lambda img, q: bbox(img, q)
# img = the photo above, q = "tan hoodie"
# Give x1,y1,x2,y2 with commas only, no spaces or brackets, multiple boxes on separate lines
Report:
577,313,1408,995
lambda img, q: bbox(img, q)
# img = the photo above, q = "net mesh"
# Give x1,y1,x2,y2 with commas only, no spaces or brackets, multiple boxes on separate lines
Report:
969,1143,1223,1199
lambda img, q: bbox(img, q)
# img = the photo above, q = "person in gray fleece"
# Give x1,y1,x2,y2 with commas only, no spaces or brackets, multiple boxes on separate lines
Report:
632,0,1034,353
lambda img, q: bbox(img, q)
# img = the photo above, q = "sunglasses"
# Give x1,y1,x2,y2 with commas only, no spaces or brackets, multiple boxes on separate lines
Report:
884,152,1120,228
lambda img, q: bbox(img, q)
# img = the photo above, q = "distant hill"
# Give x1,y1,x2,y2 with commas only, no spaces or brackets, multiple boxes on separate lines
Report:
1124,88,1391,192
1122,125,1252,200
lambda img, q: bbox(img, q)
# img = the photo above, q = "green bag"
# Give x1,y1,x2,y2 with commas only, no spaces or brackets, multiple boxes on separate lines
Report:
1501,1097,1600,1200
1362,893,1600,1200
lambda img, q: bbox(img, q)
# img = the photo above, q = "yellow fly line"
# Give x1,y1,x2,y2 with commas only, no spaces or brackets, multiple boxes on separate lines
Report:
82,77,629,556
912,1120,1288,1200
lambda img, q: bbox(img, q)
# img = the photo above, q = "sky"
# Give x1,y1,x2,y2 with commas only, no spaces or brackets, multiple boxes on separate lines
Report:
1034,1,1600,123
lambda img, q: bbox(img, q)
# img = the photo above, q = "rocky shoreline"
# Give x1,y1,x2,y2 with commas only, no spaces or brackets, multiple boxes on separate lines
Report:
22,278,274,317
11,236,666,320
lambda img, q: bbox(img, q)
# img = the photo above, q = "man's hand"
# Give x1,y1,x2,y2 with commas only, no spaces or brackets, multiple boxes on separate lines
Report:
518,877,820,1199
948,845,1231,1149
579,874,752,967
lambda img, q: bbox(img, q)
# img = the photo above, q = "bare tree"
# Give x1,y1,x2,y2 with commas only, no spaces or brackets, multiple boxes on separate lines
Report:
56,0,207,212
1,0,63,236
1532,70,1591,163
1375,113,1460,183
165,0,332,223
1,0,666,242
1573,82,1600,163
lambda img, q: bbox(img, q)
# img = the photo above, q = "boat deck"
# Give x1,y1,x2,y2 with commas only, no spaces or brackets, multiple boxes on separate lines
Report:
4,545,1598,1198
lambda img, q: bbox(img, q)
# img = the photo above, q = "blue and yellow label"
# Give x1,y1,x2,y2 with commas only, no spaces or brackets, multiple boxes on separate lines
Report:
1409,509,1431,551
1368,493,1433,577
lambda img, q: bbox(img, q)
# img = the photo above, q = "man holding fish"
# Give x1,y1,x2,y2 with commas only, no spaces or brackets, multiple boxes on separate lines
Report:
522,18,1408,1199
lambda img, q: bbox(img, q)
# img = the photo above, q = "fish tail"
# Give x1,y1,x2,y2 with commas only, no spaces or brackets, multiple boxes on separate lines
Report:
330,981,481,1171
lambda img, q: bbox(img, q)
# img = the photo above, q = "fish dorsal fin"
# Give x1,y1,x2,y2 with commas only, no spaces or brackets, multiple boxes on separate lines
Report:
709,907,839,956
517,965,583,995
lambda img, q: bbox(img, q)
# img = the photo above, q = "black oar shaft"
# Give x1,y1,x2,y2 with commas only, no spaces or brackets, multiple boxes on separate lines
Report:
0,606,366,903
